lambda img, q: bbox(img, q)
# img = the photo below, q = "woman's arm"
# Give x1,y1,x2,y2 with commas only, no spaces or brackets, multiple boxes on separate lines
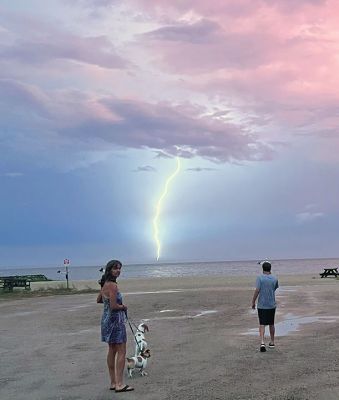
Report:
96,291,103,303
107,282,126,311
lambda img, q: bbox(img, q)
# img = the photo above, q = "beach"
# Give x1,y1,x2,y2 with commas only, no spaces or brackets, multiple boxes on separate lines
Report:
1,274,339,400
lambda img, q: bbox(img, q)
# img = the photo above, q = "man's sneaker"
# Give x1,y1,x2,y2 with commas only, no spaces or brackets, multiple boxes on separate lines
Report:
268,343,275,348
260,344,266,352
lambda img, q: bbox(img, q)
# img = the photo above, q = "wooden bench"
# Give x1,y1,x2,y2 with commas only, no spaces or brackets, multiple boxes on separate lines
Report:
0,276,31,291
319,268,339,278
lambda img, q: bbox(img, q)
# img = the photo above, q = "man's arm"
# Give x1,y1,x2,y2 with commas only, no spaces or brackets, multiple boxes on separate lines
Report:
252,288,260,309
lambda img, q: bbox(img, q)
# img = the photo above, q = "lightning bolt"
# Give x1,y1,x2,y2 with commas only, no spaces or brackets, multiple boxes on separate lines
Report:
153,157,181,261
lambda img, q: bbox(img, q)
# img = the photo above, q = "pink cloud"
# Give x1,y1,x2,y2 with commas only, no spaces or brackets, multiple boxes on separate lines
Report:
143,19,221,44
0,79,49,116
139,1,339,76
0,35,126,68
71,0,116,6
129,0,326,18
142,20,279,72
0,11,127,69
1,35,126,69
134,0,339,142
2,0,339,166
0,79,274,163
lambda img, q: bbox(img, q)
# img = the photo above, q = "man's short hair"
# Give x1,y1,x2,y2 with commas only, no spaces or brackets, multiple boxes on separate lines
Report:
262,261,272,272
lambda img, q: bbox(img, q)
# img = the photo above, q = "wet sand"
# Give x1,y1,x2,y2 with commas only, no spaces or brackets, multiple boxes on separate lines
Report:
1,274,339,400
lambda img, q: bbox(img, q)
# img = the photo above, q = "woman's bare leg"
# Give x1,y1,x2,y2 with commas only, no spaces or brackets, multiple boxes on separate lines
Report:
115,342,133,391
107,344,117,389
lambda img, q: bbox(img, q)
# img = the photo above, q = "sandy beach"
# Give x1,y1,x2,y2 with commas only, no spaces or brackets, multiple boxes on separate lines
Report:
1,274,339,400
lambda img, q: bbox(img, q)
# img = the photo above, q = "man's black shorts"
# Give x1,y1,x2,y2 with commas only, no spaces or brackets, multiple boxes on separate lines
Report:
257,308,276,325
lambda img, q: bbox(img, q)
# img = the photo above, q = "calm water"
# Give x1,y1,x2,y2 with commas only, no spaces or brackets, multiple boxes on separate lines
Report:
0,258,338,281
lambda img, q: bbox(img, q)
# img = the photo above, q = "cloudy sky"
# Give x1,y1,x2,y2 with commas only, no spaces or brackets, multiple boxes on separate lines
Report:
1,0,339,267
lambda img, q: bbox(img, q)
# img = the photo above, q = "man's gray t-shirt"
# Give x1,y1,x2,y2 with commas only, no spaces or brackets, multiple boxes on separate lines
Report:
256,274,279,309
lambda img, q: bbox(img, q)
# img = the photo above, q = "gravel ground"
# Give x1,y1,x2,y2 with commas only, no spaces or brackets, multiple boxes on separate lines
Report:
1,274,339,400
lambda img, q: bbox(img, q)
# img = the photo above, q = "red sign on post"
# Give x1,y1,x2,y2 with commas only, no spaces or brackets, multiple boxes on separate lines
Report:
64,259,70,265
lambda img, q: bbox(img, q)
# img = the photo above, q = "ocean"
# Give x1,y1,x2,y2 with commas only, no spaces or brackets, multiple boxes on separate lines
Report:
0,258,338,281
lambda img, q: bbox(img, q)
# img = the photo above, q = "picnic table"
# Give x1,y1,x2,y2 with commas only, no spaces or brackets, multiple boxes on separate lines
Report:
319,268,339,278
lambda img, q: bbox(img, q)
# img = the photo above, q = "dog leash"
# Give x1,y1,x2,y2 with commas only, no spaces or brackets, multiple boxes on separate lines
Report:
125,314,144,333
124,311,144,355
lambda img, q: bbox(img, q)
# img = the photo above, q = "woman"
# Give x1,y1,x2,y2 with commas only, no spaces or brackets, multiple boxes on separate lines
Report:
97,260,134,393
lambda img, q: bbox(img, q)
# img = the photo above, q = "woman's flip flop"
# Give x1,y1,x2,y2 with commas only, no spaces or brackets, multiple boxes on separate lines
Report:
115,385,134,393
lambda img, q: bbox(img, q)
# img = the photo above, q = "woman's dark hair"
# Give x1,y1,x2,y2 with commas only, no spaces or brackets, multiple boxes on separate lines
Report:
99,260,122,287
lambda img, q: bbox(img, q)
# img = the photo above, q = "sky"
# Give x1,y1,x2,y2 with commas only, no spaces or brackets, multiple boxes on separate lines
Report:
1,0,339,267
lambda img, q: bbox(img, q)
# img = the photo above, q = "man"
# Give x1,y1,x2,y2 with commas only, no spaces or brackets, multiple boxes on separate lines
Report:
251,261,279,352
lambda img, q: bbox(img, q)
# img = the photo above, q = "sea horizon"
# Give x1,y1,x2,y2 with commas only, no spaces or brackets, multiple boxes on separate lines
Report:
1,255,339,270
1,257,338,281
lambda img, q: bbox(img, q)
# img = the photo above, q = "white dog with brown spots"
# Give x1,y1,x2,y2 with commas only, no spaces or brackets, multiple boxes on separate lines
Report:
127,349,151,377
134,323,149,357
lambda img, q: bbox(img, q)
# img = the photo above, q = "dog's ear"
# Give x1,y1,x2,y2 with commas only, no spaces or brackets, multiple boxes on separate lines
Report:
142,323,149,332
144,349,151,357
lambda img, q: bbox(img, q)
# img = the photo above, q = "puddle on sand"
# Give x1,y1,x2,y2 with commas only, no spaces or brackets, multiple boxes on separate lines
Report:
244,313,339,336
